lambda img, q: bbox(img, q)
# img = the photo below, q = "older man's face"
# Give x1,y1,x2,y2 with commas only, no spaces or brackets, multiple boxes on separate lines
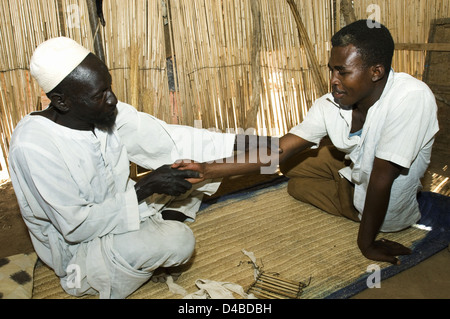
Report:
64,54,118,131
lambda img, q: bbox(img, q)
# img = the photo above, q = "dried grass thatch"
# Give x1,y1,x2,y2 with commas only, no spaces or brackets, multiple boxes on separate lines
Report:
1,0,450,173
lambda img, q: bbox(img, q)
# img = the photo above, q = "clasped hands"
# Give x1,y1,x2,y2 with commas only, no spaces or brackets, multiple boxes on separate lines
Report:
134,163,203,202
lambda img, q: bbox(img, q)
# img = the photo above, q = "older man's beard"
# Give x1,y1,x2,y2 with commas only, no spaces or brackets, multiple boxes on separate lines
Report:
95,107,118,133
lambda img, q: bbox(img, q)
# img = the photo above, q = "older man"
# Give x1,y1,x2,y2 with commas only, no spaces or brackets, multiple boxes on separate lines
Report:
176,20,440,265
8,37,236,298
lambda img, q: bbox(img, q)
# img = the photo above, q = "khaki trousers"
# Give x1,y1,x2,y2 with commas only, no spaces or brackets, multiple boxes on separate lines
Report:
280,145,360,222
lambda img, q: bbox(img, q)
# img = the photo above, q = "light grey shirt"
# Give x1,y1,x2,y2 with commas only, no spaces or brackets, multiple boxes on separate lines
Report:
289,70,439,232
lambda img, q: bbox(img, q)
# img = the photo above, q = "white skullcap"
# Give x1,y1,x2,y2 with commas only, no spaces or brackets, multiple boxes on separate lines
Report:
30,37,91,93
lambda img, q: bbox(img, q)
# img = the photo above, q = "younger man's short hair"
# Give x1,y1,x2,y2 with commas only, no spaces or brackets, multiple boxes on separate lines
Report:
331,19,395,71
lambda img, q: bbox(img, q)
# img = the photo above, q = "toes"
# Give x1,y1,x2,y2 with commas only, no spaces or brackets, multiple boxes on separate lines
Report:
170,272,182,281
150,268,183,283
150,268,168,283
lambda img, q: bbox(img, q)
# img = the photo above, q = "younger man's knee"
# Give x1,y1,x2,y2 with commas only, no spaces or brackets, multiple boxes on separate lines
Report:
286,177,310,201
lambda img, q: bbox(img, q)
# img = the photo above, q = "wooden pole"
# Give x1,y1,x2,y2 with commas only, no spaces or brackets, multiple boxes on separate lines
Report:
248,0,262,130
56,0,66,37
340,0,356,25
286,0,328,97
86,0,105,62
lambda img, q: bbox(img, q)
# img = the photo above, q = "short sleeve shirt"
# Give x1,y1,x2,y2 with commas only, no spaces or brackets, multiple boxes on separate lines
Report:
289,70,439,231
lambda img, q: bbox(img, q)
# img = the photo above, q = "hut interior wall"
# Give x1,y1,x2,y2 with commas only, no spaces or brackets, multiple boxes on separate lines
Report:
1,0,449,176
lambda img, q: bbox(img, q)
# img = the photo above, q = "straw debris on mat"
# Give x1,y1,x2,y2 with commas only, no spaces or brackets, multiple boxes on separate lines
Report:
32,181,428,299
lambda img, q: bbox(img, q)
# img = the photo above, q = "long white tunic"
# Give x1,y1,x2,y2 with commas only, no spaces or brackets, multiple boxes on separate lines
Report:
8,101,235,298
289,70,439,232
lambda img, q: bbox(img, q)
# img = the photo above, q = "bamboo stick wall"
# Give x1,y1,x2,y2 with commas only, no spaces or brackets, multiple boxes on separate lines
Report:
350,0,450,79
99,0,171,118
168,0,334,136
1,0,449,175
0,0,95,174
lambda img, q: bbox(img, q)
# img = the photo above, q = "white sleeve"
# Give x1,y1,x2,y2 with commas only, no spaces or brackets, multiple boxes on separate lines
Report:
9,142,141,244
115,102,236,169
288,97,328,147
375,89,439,168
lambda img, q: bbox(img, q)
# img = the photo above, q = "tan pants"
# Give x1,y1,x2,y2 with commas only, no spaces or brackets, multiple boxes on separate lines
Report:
280,145,360,222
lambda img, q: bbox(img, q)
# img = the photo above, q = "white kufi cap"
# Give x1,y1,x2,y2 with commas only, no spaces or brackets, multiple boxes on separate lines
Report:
30,37,90,93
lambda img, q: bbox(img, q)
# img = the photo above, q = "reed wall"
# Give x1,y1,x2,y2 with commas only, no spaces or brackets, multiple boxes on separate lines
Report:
1,0,449,174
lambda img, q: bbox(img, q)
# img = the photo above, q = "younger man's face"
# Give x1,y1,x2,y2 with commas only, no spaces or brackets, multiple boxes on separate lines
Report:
328,44,376,110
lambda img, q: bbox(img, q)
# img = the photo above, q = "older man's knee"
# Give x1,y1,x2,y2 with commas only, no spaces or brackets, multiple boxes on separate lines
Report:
164,222,196,263
156,221,195,267
113,219,195,270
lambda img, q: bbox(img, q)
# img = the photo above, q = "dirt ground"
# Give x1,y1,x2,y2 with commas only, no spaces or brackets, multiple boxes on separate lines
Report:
0,180,34,258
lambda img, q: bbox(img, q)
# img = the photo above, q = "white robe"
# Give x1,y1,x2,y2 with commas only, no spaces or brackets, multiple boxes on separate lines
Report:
8,101,236,298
